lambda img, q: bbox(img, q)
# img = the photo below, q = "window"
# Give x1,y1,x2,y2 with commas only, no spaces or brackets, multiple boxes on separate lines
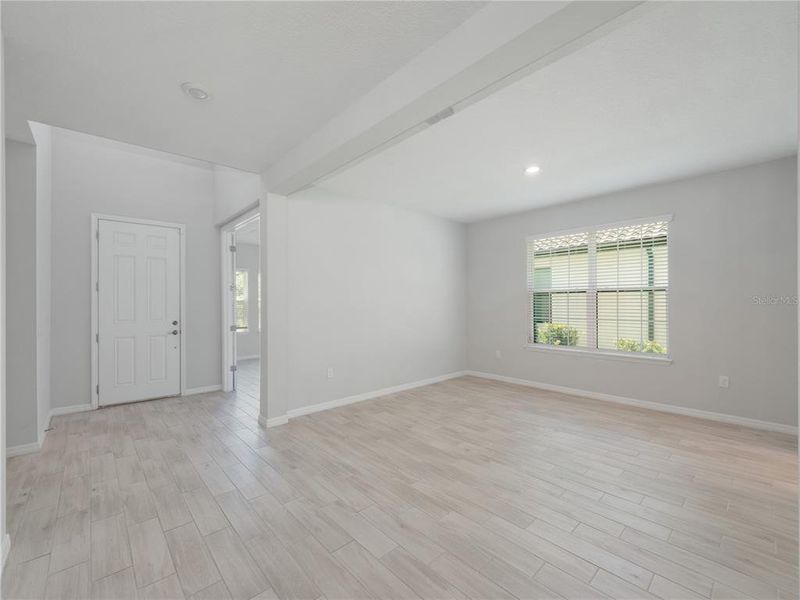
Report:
235,269,249,331
527,218,669,356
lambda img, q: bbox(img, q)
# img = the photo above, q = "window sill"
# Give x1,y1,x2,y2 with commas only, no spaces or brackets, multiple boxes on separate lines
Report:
524,344,672,365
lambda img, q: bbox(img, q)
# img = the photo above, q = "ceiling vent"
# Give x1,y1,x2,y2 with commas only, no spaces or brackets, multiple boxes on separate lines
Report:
425,106,455,127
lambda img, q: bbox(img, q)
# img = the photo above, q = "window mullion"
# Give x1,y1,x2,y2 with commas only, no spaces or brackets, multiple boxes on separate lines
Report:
587,233,597,350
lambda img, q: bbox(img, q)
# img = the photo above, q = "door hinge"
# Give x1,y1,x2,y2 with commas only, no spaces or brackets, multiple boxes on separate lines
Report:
95,282,99,292
229,365,238,372
229,245,237,253
96,384,99,395
95,333,99,343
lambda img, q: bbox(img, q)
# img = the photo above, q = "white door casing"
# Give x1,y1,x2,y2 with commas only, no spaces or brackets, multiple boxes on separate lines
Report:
97,218,181,406
220,207,259,392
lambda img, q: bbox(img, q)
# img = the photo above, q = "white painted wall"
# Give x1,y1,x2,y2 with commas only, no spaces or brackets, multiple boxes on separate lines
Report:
50,128,221,408
467,157,798,427
4,140,37,448
30,123,51,442
214,165,260,225
286,188,467,412
235,242,260,359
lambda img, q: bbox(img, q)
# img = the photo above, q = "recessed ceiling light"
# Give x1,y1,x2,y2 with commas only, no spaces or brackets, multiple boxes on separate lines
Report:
524,165,541,175
180,82,209,101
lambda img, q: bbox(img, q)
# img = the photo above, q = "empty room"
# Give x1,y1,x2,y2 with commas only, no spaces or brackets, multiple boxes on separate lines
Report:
0,2,797,600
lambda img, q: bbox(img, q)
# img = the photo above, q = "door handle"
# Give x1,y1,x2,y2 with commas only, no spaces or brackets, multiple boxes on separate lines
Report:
169,330,179,335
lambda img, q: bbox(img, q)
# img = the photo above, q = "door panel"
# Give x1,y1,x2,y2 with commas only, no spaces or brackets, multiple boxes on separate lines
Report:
148,335,168,382
147,257,167,320
114,337,136,385
114,255,136,322
99,219,181,405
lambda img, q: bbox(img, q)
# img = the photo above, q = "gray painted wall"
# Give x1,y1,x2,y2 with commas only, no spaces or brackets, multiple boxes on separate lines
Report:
467,156,798,426
50,129,221,408
7,126,794,443
5,140,37,447
286,188,467,412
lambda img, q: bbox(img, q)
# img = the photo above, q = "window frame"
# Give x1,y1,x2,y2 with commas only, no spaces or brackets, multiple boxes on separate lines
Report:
525,215,672,363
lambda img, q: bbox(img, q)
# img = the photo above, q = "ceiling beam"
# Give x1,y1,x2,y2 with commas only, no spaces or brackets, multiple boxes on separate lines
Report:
264,1,652,195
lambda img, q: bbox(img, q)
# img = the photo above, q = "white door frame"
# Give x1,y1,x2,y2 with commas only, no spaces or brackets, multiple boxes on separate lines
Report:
220,207,260,392
90,214,187,409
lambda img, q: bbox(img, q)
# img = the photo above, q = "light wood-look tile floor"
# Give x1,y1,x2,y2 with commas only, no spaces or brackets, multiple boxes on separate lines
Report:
233,358,260,406
3,376,797,600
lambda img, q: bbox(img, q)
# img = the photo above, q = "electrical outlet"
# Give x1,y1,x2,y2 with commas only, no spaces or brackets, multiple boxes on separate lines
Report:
718,375,729,388
327,367,334,379
495,349,502,359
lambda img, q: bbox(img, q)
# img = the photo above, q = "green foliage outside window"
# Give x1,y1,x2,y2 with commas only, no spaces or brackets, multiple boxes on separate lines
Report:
615,338,667,354
537,323,579,346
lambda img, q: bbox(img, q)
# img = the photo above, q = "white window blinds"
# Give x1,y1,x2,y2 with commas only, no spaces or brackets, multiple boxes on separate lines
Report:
527,219,669,356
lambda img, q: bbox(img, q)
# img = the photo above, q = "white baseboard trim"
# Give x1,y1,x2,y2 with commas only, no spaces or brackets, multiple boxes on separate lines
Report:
46,404,93,437
466,371,798,435
49,404,92,419
257,371,468,428
287,371,468,420
184,385,223,396
7,385,226,455
8,403,93,456
7,441,42,457
237,355,260,361
259,414,289,428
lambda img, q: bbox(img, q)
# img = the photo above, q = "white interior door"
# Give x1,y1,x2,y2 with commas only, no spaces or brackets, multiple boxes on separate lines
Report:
98,219,181,406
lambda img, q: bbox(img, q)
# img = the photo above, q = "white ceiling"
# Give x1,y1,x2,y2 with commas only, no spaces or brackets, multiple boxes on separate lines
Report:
320,2,798,223
2,1,482,172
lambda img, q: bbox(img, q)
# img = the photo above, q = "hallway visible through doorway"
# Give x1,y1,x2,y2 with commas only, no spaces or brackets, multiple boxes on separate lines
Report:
222,211,260,395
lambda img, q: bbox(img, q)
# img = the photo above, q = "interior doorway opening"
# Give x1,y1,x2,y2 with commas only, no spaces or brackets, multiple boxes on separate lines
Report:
221,210,260,398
